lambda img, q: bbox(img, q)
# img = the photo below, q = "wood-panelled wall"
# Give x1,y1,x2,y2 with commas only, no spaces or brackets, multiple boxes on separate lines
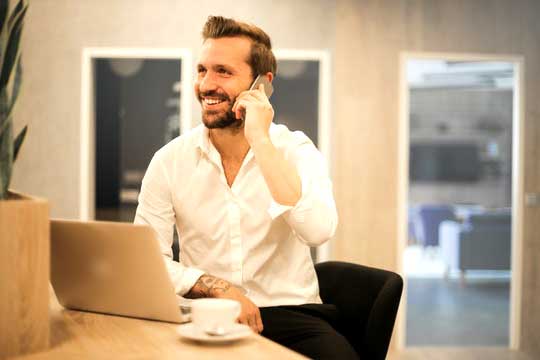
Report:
333,0,540,357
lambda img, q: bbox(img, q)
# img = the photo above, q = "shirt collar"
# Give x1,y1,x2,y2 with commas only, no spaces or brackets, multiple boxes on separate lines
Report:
196,122,282,157
197,125,211,156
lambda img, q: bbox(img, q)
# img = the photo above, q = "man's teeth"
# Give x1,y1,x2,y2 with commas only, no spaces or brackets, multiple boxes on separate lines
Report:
204,98,224,105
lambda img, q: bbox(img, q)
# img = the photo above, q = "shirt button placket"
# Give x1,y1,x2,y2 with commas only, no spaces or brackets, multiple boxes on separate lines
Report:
228,197,243,285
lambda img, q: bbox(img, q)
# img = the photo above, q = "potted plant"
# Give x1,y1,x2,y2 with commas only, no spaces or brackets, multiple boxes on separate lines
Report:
0,1,50,358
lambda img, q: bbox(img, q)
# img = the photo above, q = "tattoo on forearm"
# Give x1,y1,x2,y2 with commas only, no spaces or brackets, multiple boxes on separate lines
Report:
189,274,231,297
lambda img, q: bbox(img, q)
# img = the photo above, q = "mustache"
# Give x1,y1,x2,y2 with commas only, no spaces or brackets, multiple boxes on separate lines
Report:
199,90,231,102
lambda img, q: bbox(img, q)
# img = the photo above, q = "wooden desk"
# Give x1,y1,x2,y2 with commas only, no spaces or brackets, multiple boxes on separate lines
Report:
12,288,306,360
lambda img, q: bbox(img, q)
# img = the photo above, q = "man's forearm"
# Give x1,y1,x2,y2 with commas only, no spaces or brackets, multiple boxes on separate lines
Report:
185,274,232,298
250,137,302,206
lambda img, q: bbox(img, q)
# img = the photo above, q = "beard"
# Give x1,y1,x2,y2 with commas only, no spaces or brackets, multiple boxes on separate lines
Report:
199,91,243,130
202,108,241,129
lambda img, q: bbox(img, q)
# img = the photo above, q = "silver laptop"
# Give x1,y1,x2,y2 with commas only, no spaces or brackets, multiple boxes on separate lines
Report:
50,219,185,323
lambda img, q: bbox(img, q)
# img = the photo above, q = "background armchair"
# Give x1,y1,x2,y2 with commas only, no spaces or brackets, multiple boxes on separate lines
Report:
315,261,403,360
439,209,511,278
415,204,457,248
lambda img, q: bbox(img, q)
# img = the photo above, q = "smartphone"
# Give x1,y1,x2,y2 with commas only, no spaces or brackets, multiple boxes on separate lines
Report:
249,74,274,98
237,75,274,120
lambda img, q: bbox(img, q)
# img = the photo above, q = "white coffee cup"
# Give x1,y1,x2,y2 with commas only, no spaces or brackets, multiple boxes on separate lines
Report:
191,298,241,334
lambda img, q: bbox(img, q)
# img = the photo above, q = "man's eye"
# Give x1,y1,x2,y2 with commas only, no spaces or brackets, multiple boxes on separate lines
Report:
218,68,231,75
198,67,206,74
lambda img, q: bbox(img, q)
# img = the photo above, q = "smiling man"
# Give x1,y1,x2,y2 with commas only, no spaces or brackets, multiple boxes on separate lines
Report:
134,16,357,359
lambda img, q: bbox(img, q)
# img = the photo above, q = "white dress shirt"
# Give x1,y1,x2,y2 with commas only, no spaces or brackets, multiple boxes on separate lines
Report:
134,123,338,307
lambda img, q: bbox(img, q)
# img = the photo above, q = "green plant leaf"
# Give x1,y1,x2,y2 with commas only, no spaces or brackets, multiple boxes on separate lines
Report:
0,2,9,77
0,1,8,34
0,0,26,200
0,0,27,199
0,113,8,137
0,88,10,136
5,57,21,117
1,1,26,70
7,0,24,30
0,117,12,199
0,88,8,133
12,123,26,162
0,3,26,88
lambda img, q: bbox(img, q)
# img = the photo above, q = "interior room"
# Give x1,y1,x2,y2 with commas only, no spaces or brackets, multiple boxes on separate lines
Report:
404,59,514,346
2,1,539,359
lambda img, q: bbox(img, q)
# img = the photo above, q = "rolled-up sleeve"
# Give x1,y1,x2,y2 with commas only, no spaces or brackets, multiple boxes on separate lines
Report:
268,138,338,246
134,151,205,296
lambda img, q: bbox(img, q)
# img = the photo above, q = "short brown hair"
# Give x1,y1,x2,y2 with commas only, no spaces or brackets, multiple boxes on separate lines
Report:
202,16,277,77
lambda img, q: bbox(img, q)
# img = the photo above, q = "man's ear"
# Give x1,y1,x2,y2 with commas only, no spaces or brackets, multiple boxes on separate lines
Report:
265,72,274,83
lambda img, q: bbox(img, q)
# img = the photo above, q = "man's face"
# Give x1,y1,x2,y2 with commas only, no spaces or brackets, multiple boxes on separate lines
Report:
195,37,254,129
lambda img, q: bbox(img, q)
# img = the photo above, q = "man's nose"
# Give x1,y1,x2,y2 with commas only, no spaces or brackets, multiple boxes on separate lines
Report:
198,73,217,92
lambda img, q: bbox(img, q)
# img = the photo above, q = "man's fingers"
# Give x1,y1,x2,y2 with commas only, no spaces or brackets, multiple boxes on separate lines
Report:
238,308,260,333
234,100,246,119
246,84,267,101
234,99,256,119
256,313,264,333
232,92,255,111
233,93,257,110
254,308,263,333
238,314,249,325
238,312,258,333
238,88,266,101
248,313,258,332
249,86,270,103
219,289,261,333
233,89,267,113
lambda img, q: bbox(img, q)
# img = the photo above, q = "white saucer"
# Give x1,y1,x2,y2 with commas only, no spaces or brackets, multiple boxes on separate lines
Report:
177,323,252,343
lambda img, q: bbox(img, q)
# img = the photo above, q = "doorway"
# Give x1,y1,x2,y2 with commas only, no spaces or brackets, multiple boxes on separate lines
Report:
397,53,524,349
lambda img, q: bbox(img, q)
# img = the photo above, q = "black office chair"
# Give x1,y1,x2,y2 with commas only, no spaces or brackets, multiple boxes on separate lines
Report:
315,261,403,360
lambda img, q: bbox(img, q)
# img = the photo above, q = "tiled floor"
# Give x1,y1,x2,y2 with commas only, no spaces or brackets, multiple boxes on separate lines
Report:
406,277,509,346
404,245,511,346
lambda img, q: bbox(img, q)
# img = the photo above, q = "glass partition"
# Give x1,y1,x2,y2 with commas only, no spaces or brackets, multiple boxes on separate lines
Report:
404,59,515,346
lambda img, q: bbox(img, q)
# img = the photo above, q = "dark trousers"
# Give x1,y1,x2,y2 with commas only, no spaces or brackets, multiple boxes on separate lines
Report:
260,304,359,360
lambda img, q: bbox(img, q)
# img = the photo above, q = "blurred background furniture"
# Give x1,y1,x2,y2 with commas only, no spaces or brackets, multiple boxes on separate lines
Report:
315,261,403,360
439,208,511,280
413,204,457,248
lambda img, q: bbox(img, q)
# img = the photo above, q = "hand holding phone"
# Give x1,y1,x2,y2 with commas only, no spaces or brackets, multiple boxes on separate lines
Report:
233,74,274,120
249,74,274,98
232,74,275,145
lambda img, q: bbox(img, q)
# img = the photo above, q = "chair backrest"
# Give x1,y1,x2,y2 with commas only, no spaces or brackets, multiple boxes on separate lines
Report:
467,210,511,228
418,204,456,247
460,209,512,269
315,261,403,360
